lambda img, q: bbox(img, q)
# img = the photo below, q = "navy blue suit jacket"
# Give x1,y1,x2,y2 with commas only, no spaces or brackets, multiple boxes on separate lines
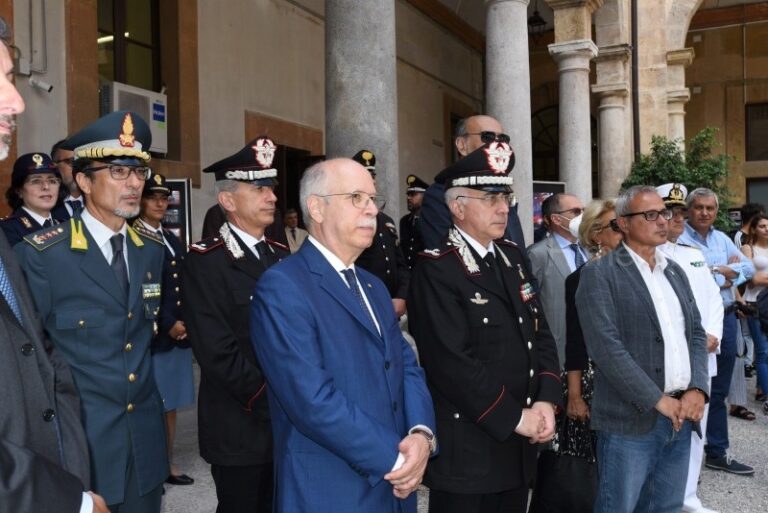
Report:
250,240,435,513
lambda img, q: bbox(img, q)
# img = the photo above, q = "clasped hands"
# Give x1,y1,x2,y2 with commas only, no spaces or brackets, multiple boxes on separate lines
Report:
655,390,705,431
515,401,556,444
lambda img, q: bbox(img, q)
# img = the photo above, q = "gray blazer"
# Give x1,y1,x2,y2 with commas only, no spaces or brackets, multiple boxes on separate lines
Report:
575,245,709,436
527,235,572,365
0,230,90,512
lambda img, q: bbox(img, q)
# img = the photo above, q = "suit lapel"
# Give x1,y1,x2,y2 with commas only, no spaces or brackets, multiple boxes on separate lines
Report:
548,236,572,278
301,243,383,344
613,246,662,334
126,238,145,308
227,230,268,279
79,229,127,304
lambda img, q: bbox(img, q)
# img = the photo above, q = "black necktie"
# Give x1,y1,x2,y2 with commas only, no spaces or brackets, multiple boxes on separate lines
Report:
110,234,129,295
255,241,276,268
341,268,379,334
290,228,296,241
570,243,586,269
42,219,52,228
66,199,83,215
483,253,503,284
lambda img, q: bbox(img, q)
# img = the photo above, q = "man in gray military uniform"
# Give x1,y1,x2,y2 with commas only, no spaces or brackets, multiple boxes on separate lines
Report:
17,111,168,513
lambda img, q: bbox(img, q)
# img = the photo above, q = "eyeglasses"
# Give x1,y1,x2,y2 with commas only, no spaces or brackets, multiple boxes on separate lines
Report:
464,131,511,144
670,206,688,219
456,193,515,208
555,207,584,217
316,191,385,210
54,157,73,166
83,165,152,181
25,176,62,188
622,209,673,221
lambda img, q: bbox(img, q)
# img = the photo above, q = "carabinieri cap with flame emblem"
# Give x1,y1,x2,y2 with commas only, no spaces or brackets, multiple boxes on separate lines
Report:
435,140,515,193
203,136,278,186
64,111,153,170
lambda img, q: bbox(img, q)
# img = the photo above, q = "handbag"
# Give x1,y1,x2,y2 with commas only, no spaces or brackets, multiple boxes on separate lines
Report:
528,413,597,513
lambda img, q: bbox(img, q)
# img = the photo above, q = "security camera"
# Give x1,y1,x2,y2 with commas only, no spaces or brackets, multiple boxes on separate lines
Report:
29,77,53,93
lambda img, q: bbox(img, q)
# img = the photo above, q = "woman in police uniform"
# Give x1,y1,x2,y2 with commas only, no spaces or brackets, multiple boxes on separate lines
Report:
1,152,64,245
133,173,196,486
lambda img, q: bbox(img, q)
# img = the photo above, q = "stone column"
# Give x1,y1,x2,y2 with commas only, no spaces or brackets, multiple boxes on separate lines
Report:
667,48,695,149
325,0,399,212
485,0,534,244
549,39,598,202
592,43,631,198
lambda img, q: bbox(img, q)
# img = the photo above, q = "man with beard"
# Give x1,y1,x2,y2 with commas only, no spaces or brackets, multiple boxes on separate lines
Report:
399,174,427,269
50,138,83,219
0,17,104,513
17,111,168,513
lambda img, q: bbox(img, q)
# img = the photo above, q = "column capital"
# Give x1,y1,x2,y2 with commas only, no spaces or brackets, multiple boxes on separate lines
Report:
592,82,629,97
549,39,598,64
667,48,695,67
667,88,691,105
594,43,631,64
546,0,603,13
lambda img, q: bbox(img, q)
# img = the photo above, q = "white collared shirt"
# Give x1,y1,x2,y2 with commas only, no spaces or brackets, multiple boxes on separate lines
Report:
137,218,175,257
63,194,84,216
624,243,691,392
81,207,129,280
307,235,380,335
454,225,495,258
21,206,53,226
228,223,266,259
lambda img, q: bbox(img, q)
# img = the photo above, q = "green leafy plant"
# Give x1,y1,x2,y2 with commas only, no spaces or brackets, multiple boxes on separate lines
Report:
621,127,735,231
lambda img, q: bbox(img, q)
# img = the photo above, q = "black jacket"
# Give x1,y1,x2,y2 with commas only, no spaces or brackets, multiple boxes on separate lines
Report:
399,211,422,270
181,224,289,465
408,228,561,494
355,211,409,299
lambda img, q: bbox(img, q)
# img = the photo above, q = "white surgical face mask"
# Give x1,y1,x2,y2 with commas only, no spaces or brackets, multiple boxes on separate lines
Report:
568,213,583,239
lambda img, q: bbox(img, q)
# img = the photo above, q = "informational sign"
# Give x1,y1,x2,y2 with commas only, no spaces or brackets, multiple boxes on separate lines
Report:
164,178,192,249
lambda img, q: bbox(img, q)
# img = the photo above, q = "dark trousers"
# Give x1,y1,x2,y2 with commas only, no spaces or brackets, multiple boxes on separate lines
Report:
705,312,737,459
107,455,163,513
211,462,273,513
429,487,528,513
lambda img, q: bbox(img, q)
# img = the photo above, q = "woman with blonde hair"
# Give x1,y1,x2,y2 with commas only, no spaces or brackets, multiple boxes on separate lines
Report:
530,199,622,513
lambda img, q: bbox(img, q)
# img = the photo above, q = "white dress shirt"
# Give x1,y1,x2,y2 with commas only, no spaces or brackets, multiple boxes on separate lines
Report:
228,223,266,260
21,206,53,226
81,208,129,280
625,243,691,392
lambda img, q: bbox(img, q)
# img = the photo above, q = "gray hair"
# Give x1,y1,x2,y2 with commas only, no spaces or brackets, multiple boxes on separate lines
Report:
614,185,659,217
686,187,719,209
214,179,239,196
454,118,468,139
299,161,330,227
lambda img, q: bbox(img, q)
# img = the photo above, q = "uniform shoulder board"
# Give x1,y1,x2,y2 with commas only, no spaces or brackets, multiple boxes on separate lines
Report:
23,225,69,251
265,238,289,252
189,237,224,254
130,221,164,244
418,246,456,259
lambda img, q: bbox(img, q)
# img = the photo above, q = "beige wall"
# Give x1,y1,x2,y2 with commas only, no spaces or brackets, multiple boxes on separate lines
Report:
686,20,768,204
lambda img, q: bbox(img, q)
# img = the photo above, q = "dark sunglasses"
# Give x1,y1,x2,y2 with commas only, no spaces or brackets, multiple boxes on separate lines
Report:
465,131,511,144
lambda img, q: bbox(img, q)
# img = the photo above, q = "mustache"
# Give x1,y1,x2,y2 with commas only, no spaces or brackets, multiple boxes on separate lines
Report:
357,219,376,229
0,114,17,131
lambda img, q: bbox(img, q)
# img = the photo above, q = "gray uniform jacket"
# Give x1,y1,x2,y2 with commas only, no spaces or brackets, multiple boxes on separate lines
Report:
575,244,709,435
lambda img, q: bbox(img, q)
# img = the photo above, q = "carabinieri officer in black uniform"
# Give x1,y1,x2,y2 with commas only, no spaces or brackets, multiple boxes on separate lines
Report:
181,136,289,513
408,141,562,513
351,149,410,317
399,174,428,269
1,152,64,245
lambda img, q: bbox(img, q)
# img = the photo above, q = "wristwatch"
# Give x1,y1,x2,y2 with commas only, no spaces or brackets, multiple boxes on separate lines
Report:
410,428,437,455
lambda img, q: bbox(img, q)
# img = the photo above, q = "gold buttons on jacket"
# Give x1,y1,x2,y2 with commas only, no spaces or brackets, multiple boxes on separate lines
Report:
125,342,133,352
78,319,85,327
128,373,137,382
126,403,134,413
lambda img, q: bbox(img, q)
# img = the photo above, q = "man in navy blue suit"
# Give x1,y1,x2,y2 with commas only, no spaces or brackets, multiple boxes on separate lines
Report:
250,157,436,513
